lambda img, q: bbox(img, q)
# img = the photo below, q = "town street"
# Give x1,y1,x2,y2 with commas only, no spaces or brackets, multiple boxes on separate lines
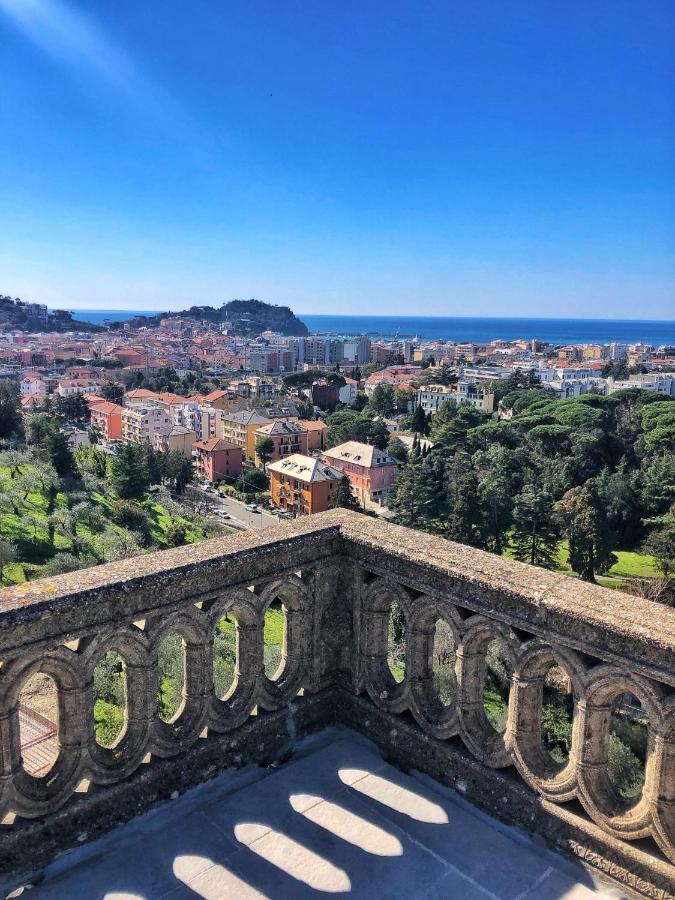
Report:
211,492,281,530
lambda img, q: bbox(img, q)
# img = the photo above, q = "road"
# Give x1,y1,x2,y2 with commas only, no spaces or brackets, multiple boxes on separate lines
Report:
217,494,280,529
208,491,281,530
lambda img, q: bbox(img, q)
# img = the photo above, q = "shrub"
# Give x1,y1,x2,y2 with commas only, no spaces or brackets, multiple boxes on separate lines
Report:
109,500,151,545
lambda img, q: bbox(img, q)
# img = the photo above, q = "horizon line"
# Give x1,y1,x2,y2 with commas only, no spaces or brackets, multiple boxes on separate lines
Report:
56,307,675,325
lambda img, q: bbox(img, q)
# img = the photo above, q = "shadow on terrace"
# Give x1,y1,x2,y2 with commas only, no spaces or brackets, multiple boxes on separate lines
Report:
26,730,604,899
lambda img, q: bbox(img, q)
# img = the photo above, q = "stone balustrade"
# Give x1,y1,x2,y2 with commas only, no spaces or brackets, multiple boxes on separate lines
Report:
0,510,673,897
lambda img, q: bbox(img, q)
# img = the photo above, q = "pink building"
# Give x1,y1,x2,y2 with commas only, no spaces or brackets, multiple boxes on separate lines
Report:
322,441,398,506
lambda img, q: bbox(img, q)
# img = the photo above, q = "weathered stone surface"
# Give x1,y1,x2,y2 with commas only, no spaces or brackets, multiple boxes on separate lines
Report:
0,510,672,897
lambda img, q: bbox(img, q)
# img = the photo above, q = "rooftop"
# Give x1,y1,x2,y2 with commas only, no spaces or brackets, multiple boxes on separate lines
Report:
323,441,396,468
27,731,612,899
256,421,308,436
267,453,342,483
194,436,240,452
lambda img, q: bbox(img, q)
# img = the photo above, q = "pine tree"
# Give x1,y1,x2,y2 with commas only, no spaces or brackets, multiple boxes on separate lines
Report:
510,484,559,569
389,448,446,530
554,481,616,582
445,454,483,547
334,475,361,511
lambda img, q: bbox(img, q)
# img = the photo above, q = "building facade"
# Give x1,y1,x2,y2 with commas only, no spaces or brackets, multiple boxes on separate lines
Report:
267,454,341,515
193,437,243,483
322,441,398,505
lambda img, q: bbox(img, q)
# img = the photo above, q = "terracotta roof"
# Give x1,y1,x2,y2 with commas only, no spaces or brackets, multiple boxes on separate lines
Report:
194,437,240,452
156,392,189,405
125,388,159,399
89,401,123,415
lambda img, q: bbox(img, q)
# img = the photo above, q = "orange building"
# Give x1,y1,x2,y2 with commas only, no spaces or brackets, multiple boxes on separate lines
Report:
254,421,309,465
193,437,243,483
267,454,342,516
89,401,123,441
297,420,328,452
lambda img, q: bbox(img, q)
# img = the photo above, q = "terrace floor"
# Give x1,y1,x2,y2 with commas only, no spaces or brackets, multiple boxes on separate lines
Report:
26,729,619,899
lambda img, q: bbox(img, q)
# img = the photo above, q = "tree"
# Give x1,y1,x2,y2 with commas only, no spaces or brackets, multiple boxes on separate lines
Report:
334,475,361,511
595,463,643,547
0,540,17,583
368,384,396,417
476,459,514,554
389,449,444,529
367,420,390,451
430,400,484,449
325,409,371,447
641,518,675,577
510,485,559,569
0,448,30,479
74,444,107,479
166,521,188,547
109,500,152,545
99,531,143,562
386,437,408,463
53,394,90,425
25,414,74,476
236,468,269,494
407,404,430,436
161,450,194,494
100,381,125,405
0,381,22,439
641,455,675,516
445,454,483,547
255,435,275,468
555,482,616,582
107,444,150,499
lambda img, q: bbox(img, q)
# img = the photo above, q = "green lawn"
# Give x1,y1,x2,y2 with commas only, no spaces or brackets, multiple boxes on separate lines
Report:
504,538,658,583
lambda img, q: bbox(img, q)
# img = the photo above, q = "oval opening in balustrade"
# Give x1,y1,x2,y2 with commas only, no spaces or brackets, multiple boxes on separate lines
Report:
157,632,186,722
432,619,456,706
93,651,127,748
387,598,406,684
213,613,237,699
264,599,284,680
19,673,59,778
541,664,573,765
607,694,648,803
483,639,512,733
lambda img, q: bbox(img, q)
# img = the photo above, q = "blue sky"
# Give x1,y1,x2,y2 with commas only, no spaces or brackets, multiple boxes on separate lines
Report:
1,0,673,318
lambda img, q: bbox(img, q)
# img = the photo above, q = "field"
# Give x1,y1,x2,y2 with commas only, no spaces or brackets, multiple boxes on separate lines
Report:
502,538,658,589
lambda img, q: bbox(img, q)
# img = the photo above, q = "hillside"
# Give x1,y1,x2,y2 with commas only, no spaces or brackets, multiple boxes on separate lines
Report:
0,295,102,333
125,299,309,336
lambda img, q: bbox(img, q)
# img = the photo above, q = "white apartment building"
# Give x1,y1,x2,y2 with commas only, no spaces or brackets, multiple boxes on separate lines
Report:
20,373,47,397
607,374,675,398
57,378,102,397
121,405,173,445
416,385,455,415
460,366,512,382
456,381,495,413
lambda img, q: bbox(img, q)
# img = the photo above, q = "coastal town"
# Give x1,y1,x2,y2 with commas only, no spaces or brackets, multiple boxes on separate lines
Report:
2,1,674,892
3,296,674,530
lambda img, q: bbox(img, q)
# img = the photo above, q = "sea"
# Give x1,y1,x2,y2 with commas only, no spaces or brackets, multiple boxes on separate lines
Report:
63,309,675,347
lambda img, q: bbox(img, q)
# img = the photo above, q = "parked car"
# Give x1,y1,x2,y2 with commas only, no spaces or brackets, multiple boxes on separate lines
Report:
217,511,231,520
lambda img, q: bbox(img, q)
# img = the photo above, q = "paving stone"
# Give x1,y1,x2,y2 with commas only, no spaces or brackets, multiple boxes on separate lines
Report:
26,736,616,899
